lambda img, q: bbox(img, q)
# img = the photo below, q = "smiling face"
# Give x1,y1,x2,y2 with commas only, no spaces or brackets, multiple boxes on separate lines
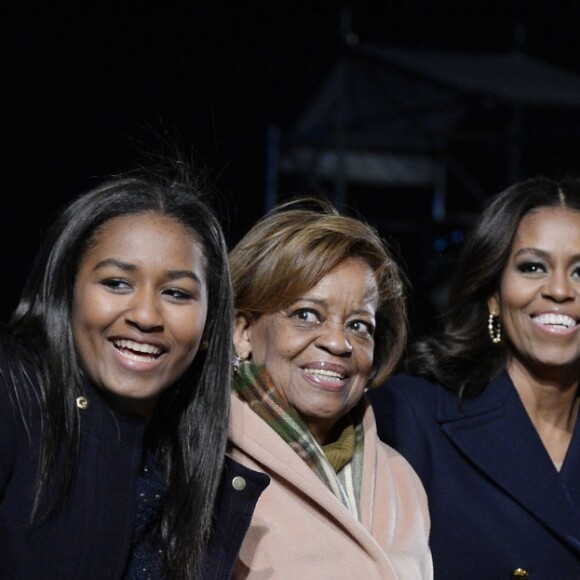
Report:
235,257,378,444
488,207,580,382
72,212,208,419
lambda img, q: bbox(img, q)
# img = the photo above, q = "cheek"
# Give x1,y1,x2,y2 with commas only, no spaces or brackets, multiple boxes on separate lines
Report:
71,306,100,378
71,292,95,344
357,343,375,373
71,286,125,362
249,322,285,365
268,332,308,363
171,309,208,353
72,284,114,329
498,273,536,312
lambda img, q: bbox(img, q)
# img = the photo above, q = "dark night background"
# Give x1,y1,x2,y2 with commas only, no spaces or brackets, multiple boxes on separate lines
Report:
3,1,580,335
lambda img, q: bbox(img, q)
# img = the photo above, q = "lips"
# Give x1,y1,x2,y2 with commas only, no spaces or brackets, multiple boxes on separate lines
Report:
112,338,165,362
532,313,578,329
300,360,351,389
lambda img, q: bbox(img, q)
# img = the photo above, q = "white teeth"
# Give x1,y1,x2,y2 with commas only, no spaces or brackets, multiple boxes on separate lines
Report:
533,313,577,329
118,350,158,363
303,368,345,381
113,339,162,358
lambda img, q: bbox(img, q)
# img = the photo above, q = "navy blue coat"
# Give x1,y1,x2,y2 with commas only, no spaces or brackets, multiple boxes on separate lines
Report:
368,372,580,580
0,369,269,579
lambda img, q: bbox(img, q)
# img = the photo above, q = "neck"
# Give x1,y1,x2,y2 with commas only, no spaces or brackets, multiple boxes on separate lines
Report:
507,358,580,463
304,416,334,446
507,358,579,413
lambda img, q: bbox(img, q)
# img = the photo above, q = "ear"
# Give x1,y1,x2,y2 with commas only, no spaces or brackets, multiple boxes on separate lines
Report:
234,311,254,360
487,293,500,316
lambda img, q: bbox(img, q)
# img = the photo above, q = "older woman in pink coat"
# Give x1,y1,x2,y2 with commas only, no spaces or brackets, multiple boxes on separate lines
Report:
227,198,432,579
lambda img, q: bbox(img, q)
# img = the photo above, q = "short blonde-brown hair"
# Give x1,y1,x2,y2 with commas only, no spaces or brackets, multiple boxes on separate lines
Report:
229,198,407,386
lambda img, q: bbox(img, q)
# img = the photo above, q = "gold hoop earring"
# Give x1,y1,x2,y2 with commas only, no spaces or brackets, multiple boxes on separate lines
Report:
488,313,501,344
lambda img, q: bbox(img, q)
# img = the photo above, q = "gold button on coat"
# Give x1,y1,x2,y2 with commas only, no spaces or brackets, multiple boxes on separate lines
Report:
232,476,247,491
511,569,529,579
76,396,89,409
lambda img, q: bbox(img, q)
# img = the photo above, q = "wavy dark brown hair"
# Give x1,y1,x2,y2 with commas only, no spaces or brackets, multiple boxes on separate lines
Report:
408,177,580,399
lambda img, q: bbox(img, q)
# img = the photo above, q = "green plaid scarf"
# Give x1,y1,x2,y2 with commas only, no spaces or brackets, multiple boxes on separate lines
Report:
233,361,364,518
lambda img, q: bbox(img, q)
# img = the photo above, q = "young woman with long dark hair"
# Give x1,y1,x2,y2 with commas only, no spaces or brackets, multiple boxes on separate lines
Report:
0,168,268,579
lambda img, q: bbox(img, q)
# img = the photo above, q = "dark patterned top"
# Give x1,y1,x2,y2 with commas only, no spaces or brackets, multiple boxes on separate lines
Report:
124,454,168,580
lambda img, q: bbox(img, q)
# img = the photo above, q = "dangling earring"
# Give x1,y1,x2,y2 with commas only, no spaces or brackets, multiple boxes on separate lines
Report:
233,354,246,374
488,313,501,344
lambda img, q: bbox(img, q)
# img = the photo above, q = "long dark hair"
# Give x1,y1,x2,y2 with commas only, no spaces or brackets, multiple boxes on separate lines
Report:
3,167,233,578
408,177,580,399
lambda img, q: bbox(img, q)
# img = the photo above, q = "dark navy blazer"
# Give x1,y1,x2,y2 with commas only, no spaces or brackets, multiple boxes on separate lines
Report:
0,370,269,579
368,372,580,580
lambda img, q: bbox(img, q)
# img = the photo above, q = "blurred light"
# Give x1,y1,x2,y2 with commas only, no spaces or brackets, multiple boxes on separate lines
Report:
433,238,448,252
450,229,465,243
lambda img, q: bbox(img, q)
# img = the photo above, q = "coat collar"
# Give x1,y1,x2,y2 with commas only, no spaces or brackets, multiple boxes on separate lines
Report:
78,380,146,446
437,371,580,554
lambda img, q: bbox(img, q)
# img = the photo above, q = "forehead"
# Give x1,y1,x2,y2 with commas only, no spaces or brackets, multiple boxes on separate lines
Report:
91,213,193,245
513,207,580,248
82,213,205,268
98,211,191,236
299,257,378,304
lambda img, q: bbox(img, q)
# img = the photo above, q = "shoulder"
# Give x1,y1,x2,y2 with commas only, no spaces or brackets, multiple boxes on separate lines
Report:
373,440,431,543
204,456,270,579
377,372,439,393
221,456,270,499
217,456,270,531
366,374,450,462
377,440,430,506
0,342,41,494
367,373,443,413
0,341,43,424
363,402,428,500
376,438,426,487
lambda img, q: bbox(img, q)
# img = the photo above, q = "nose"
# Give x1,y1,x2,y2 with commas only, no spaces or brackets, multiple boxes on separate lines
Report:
315,322,353,357
541,270,575,303
125,288,164,332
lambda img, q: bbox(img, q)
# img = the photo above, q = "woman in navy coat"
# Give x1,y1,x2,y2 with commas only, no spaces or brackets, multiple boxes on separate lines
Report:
369,178,580,580
0,168,268,579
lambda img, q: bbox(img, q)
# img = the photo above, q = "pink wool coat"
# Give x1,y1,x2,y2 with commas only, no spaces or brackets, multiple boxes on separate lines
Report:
227,395,433,579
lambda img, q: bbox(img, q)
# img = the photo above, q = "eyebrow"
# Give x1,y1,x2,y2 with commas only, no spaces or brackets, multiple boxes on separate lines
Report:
296,297,377,316
513,248,550,259
514,248,580,262
93,258,203,284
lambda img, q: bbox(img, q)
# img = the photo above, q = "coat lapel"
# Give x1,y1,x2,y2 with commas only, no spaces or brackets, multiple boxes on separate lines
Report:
438,373,580,554
560,411,580,509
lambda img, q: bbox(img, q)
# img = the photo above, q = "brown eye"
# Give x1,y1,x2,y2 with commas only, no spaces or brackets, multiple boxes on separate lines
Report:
101,279,131,292
163,288,194,302
291,308,320,324
348,320,374,337
516,261,545,274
